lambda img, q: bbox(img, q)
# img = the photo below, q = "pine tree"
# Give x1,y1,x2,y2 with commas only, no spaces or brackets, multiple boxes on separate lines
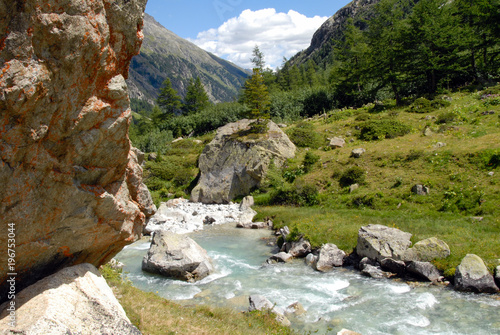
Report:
242,67,271,121
183,77,210,115
156,78,181,120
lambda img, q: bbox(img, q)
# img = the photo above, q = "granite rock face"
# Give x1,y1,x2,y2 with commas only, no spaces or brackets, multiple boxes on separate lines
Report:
0,263,140,334
0,0,151,300
191,119,296,204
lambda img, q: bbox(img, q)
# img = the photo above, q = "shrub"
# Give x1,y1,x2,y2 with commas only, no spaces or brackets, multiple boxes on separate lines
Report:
287,122,325,148
269,183,319,206
358,120,411,141
339,166,366,187
436,111,457,124
302,88,335,117
407,97,432,113
269,91,303,122
302,152,320,173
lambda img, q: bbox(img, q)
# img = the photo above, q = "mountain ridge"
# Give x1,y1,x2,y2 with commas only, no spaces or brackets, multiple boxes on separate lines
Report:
127,14,249,105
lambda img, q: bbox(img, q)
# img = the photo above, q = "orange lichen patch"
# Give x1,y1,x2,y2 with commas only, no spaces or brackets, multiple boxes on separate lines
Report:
58,246,73,257
80,184,107,197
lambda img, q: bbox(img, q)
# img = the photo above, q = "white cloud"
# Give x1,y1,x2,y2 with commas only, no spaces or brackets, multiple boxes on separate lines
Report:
189,8,328,70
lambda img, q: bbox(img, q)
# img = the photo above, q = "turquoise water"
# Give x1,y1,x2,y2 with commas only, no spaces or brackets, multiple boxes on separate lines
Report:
116,224,500,335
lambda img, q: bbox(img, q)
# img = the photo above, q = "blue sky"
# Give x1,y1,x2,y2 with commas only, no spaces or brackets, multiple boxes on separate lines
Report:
145,0,351,69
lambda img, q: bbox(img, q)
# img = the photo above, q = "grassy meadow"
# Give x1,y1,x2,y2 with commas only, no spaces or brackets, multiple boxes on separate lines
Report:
142,86,500,276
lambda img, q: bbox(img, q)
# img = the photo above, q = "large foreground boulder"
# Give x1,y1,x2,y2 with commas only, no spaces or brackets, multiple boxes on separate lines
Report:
0,0,152,300
0,264,140,334
191,119,296,204
454,254,499,293
142,231,214,282
356,224,412,262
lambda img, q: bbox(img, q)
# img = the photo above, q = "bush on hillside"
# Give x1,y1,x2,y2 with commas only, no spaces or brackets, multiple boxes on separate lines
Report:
436,111,457,124
268,183,319,207
358,120,411,140
269,90,303,122
302,88,335,117
339,166,366,187
406,97,451,113
287,122,325,148
302,151,320,173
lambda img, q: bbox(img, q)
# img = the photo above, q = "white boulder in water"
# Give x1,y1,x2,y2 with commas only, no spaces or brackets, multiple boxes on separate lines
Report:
142,231,214,282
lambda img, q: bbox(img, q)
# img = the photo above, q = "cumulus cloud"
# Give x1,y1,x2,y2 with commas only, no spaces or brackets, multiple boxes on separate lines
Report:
189,8,328,70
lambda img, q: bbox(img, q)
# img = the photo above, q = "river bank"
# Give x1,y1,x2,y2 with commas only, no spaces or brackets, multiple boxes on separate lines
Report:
115,222,500,334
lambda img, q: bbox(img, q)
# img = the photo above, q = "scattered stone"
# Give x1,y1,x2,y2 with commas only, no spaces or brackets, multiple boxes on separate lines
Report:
481,110,495,115
349,184,359,193
403,237,451,262
0,264,140,334
191,119,296,204
423,127,434,136
488,172,495,176
267,252,293,264
411,184,430,195
203,216,216,225
142,231,214,282
356,224,412,262
193,139,203,145
285,302,306,316
132,147,146,165
362,264,394,279
454,254,499,293
148,152,158,161
283,238,312,258
279,226,291,239
380,258,406,276
351,148,366,158
240,195,255,210
172,137,183,143
434,142,447,148
359,257,378,270
406,261,442,282
248,295,290,326
278,123,288,128
315,244,346,272
305,253,318,267
471,216,484,222
329,137,346,149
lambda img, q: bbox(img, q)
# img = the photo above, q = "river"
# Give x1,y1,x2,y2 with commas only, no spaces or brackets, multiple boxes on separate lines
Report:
115,224,500,335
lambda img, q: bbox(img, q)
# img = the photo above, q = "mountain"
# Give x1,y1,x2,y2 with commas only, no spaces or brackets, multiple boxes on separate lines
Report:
127,14,249,105
287,0,381,68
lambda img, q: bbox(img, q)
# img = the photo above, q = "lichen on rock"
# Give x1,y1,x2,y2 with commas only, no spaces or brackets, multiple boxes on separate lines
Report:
0,0,153,300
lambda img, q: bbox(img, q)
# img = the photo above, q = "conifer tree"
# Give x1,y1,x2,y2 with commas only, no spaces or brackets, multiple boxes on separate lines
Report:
183,77,210,115
156,78,182,120
243,67,271,121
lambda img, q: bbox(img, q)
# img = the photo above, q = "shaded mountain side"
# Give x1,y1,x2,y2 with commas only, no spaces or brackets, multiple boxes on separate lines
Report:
287,0,382,68
127,14,249,105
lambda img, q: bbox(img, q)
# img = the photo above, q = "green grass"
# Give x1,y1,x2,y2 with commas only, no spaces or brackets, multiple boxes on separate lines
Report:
101,265,297,335
141,85,500,275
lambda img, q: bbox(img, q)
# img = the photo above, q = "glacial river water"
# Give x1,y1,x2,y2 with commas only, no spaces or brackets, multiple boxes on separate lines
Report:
115,224,500,335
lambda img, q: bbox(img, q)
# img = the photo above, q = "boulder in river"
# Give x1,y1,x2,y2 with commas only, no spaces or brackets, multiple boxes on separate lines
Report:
315,243,346,272
282,237,312,258
406,261,442,282
191,119,296,204
454,254,499,293
356,224,412,262
248,295,291,326
0,264,140,334
142,231,214,282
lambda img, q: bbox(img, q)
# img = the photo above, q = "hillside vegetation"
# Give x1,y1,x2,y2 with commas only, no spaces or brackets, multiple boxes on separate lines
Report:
130,0,500,276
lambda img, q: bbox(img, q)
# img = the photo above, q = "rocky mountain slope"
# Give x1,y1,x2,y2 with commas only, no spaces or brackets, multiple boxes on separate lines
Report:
288,0,381,67
127,14,249,105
